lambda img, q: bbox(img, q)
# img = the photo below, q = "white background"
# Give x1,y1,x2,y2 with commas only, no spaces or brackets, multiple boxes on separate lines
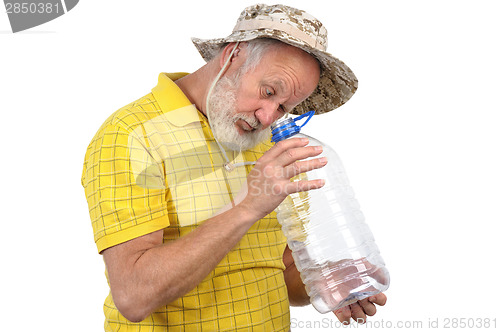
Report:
1,0,499,331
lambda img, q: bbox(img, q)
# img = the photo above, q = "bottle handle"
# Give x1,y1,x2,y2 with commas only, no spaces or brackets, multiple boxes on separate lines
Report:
294,110,315,129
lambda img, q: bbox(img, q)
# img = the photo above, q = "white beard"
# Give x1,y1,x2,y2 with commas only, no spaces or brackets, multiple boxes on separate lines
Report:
207,76,271,151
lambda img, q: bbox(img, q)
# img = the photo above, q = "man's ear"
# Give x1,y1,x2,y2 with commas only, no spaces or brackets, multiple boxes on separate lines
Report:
219,42,244,69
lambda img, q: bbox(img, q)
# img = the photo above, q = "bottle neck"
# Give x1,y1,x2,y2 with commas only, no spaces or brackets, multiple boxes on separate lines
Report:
271,118,301,143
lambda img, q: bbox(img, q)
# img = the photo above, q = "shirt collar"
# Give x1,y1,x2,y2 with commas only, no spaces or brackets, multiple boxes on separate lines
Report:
151,72,207,127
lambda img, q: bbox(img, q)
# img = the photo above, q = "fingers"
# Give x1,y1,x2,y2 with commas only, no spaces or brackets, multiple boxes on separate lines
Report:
262,137,310,160
282,178,325,196
284,156,327,179
369,293,387,306
359,298,377,316
334,306,351,325
252,137,326,197
262,137,323,167
335,303,366,325
349,302,367,324
242,137,327,216
333,293,387,325
278,145,323,168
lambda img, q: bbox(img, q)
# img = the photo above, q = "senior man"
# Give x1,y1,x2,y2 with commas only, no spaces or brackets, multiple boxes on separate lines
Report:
82,4,386,331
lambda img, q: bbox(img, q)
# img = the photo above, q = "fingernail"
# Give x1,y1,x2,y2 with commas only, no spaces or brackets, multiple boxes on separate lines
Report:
314,146,323,152
319,157,327,164
301,138,309,144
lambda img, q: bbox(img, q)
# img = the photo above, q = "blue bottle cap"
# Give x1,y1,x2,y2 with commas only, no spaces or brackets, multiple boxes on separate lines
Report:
271,111,315,143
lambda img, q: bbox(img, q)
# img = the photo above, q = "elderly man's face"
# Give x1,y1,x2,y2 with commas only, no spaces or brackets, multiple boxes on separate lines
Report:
208,43,320,151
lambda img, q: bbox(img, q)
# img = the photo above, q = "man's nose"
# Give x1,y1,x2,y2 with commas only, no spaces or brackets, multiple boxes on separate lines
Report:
255,102,282,128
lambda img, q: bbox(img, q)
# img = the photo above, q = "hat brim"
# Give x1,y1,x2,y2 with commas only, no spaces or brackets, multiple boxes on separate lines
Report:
192,29,358,115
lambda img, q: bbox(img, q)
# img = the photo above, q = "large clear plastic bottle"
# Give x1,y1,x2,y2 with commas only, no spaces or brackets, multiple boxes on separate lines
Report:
271,112,390,313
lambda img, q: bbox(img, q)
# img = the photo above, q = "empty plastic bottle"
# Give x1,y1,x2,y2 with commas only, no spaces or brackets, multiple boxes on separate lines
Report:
271,111,390,313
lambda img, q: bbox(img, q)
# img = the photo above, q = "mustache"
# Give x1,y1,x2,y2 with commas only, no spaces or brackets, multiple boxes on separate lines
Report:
235,115,262,130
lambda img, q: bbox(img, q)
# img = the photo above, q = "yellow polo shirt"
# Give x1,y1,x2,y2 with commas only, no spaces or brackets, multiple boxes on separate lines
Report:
82,73,290,331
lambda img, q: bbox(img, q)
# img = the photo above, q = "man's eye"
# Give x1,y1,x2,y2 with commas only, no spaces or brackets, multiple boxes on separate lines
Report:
265,88,274,96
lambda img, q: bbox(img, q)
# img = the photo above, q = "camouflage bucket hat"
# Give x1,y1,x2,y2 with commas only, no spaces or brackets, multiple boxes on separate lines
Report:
192,3,358,115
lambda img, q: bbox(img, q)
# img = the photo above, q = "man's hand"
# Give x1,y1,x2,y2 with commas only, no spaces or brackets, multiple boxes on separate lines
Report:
334,293,387,325
239,137,327,220
283,248,388,324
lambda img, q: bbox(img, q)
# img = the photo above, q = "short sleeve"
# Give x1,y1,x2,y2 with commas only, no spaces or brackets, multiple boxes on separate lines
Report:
82,121,169,253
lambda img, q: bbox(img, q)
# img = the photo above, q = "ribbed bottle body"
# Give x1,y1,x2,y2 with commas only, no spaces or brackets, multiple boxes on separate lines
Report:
275,133,390,313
